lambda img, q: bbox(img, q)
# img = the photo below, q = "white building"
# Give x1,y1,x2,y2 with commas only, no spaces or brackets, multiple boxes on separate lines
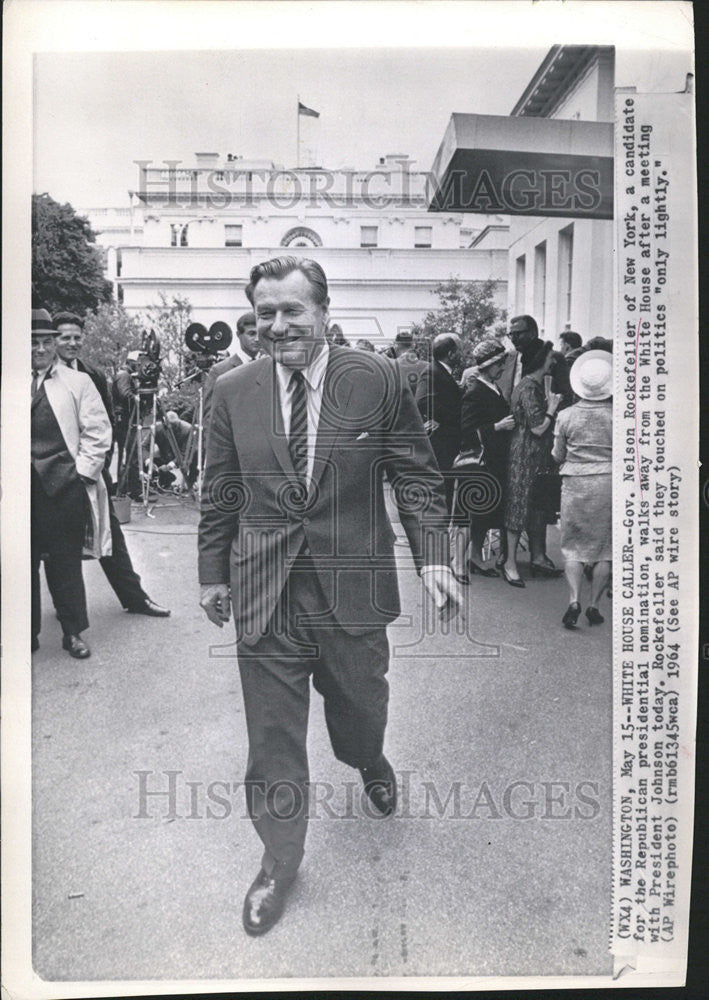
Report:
114,153,508,344
506,46,615,342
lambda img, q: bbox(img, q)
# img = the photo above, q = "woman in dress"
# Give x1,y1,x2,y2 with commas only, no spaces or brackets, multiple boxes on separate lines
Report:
452,338,515,581
551,350,613,628
502,340,562,587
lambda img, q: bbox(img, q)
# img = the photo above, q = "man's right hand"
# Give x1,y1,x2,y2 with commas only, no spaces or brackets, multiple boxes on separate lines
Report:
200,584,231,627
495,415,516,432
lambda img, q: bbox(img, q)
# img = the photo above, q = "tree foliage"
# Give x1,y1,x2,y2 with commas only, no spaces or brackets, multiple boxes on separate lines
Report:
82,302,143,379
141,293,193,394
410,278,507,368
32,193,113,315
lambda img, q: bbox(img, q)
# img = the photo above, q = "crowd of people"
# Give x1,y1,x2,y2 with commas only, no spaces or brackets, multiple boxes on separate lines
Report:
30,298,612,659
403,313,613,630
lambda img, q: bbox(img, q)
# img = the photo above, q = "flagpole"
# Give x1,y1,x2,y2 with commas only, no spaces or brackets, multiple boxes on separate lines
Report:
296,94,300,169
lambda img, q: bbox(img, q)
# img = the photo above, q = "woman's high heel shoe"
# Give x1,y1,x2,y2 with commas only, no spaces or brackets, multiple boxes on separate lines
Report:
562,602,581,629
500,566,525,589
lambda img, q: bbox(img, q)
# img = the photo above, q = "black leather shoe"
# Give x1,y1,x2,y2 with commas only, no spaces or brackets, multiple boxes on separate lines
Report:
586,606,605,625
468,560,499,578
359,755,397,817
529,561,563,579
451,567,471,585
62,634,91,659
242,868,296,936
126,599,171,618
562,602,581,629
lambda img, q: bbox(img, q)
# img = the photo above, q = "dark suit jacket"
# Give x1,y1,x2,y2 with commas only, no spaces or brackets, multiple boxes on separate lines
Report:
460,378,511,481
202,353,244,433
198,346,449,644
416,360,462,470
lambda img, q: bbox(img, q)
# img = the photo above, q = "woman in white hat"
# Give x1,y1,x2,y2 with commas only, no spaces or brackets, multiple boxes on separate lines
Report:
552,349,613,628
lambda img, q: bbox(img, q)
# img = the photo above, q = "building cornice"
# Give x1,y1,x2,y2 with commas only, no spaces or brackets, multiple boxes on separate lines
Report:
510,45,613,118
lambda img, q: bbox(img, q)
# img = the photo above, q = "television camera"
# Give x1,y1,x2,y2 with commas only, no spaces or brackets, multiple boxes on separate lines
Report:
184,320,233,377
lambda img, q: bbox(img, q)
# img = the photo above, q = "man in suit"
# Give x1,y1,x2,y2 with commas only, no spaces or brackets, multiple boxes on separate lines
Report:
388,330,428,398
497,314,572,406
53,313,170,618
201,311,259,435
198,257,460,936
31,309,113,658
416,333,463,513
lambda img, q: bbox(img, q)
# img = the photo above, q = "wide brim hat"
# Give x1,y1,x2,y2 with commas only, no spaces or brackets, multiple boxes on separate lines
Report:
569,349,613,400
473,337,506,370
32,308,56,336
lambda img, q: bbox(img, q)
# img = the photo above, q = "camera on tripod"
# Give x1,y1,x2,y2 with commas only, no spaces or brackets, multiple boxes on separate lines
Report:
184,321,233,376
129,329,162,390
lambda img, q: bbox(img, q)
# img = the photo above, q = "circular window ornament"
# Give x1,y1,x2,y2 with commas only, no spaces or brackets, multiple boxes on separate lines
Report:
281,226,323,248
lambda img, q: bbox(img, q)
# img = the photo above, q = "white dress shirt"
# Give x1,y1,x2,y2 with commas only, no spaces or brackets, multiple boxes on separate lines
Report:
32,362,57,392
275,343,329,489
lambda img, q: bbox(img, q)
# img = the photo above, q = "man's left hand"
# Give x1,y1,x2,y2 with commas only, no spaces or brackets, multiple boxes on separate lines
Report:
420,566,463,621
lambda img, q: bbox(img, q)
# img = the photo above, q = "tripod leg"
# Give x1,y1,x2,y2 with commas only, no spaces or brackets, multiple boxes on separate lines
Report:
116,396,141,499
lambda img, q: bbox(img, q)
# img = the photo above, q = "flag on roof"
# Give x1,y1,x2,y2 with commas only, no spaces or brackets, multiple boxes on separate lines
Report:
298,101,319,118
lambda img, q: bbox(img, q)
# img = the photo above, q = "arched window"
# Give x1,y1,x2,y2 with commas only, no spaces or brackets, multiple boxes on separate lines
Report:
280,226,322,248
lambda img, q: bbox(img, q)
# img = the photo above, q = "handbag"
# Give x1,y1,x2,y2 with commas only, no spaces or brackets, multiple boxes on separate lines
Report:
452,429,486,470
530,471,562,519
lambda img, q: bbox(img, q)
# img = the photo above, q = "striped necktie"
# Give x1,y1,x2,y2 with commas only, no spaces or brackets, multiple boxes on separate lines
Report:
288,369,308,487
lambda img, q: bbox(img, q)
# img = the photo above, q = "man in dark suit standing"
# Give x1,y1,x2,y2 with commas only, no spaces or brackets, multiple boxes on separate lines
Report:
31,309,113,658
497,314,572,406
416,333,463,514
199,257,459,936
201,311,259,435
53,313,170,618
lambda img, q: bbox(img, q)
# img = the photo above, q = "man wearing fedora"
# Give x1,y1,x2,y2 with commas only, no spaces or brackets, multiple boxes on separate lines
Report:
52,311,170,619
31,308,113,658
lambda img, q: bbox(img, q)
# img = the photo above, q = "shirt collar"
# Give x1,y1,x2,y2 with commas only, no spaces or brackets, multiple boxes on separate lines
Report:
33,361,57,378
276,342,330,395
57,357,78,370
439,360,452,375
476,373,501,394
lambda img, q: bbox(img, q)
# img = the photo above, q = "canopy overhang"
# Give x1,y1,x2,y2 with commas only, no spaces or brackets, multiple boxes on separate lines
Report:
428,113,614,219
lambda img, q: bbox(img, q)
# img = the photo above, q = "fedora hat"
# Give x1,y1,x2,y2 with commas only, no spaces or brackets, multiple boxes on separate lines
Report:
32,308,56,336
570,349,613,400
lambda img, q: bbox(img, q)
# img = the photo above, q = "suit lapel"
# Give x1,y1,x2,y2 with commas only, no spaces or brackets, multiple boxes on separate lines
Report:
254,360,295,477
310,347,354,493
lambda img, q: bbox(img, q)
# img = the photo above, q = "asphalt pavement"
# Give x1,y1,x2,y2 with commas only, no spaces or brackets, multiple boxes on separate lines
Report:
32,497,613,982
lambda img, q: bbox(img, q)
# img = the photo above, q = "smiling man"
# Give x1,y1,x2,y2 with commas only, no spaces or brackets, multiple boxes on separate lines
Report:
53,312,170,619
31,308,113,658
198,256,459,936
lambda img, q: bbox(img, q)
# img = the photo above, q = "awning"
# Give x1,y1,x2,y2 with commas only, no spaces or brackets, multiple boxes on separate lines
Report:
428,113,613,219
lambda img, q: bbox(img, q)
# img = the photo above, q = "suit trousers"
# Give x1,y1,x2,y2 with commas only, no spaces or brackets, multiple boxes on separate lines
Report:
236,552,390,878
31,469,89,639
99,472,149,609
